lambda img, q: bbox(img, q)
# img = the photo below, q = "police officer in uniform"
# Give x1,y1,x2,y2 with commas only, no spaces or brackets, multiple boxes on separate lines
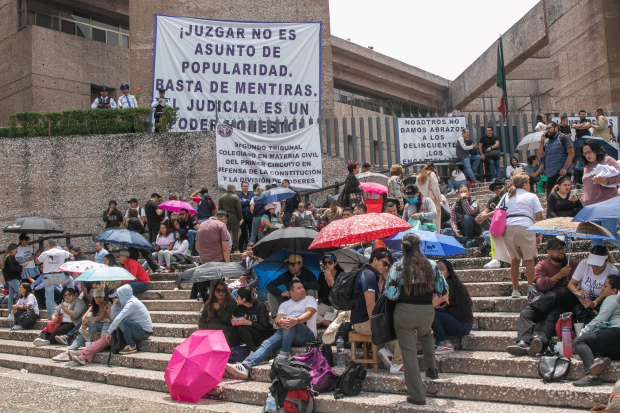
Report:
91,86,117,109
151,88,172,132
117,84,138,109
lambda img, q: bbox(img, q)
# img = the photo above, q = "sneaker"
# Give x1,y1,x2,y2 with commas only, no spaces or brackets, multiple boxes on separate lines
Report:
68,350,86,365
511,289,521,298
118,345,137,355
377,348,394,369
573,375,603,387
590,357,611,376
11,325,23,331
52,353,70,362
527,337,544,356
474,243,490,257
55,335,69,345
225,362,249,380
506,341,529,356
446,190,457,196
389,364,404,374
484,259,501,268
425,368,439,380
435,343,454,355
32,338,50,347
7,314,14,322
163,268,171,273
465,240,476,248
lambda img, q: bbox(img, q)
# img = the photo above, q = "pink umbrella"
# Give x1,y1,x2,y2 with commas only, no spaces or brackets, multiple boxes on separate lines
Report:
360,182,388,195
159,200,198,215
165,330,231,403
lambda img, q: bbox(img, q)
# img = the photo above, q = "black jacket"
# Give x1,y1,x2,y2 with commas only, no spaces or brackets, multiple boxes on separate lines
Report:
342,173,362,207
233,301,272,332
2,255,23,282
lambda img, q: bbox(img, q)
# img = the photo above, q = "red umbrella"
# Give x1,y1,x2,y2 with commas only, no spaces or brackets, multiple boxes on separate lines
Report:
309,213,411,249
159,200,198,214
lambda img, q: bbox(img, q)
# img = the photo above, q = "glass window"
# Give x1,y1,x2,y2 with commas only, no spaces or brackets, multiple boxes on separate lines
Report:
120,23,129,35
92,16,118,31
61,20,75,35
28,0,58,15
77,23,90,39
106,31,119,46
36,13,52,29
92,28,106,42
121,35,129,48
68,11,90,24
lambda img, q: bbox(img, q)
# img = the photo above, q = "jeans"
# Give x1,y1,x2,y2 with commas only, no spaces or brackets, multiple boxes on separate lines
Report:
443,215,481,245
573,328,620,374
431,311,473,345
42,273,74,316
243,323,315,367
487,158,501,179
66,323,80,338
483,230,491,246
6,279,21,314
282,211,293,227
187,229,197,251
448,180,468,191
126,281,149,294
14,308,23,326
592,219,620,250
461,155,481,181
117,319,151,346
250,216,263,243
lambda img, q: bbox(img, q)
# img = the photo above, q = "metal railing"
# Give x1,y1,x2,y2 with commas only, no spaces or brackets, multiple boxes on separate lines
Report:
0,233,95,256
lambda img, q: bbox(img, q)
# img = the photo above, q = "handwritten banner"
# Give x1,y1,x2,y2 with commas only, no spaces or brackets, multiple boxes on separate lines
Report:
398,117,466,163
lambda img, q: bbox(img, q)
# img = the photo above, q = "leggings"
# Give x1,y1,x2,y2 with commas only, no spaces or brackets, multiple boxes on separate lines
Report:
41,322,75,344
236,325,274,352
573,328,620,374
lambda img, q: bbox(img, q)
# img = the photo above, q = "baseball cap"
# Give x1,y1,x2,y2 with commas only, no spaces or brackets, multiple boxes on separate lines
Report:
119,250,130,257
158,88,166,93
108,291,118,299
92,289,105,298
322,253,337,263
266,202,278,210
285,253,303,264
587,252,608,267
127,197,138,204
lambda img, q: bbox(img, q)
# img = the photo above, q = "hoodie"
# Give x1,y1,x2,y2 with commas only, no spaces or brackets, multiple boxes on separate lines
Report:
108,285,153,334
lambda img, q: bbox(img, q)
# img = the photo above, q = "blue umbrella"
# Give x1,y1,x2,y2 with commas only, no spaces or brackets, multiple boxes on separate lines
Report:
254,249,320,293
383,229,466,256
573,137,618,161
94,229,153,249
572,197,620,223
254,188,296,204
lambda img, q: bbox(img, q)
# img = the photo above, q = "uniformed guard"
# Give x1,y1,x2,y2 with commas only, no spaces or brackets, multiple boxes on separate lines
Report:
91,86,117,109
151,88,172,132
117,84,138,109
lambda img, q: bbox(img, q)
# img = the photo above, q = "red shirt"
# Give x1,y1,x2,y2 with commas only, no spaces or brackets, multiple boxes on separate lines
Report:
535,258,579,291
123,258,150,284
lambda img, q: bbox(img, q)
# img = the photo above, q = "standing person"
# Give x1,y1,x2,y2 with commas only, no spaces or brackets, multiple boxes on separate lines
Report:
537,121,575,197
535,115,546,132
447,164,467,195
547,175,583,218
499,174,544,298
190,188,217,223
480,126,502,180
16,234,39,280
117,84,138,109
35,240,74,316
474,179,506,262
1,244,26,321
115,250,150,293
456,128,481,183
387,164,405,213
219,184,243,254
237,182,254,251
125,198,146,226
416,163,442,231
559,115,571,134
524,155,545,192
198,280,239,348
361,163,371,173
177,209,199,254
151,88,172,132
385,233,439,405
102,200,123,229
281,179,301,227
125,209,145,233
90,86,117,109
232,286,273,351
580,139,620,249
316,253,343,327
249,187,266,243
93,242,109,264
194,211,231,300
572,110,592,186
342,162,363,209
591,108,612,141
444,185,482,247
144,193,164,243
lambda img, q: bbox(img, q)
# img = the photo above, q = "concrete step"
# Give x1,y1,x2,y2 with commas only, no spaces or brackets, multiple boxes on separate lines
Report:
447,250,620,270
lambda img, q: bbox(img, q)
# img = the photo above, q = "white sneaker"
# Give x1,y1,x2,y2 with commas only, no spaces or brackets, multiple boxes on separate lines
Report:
435,343,454,355
85,341,92,348
389,364,404,374
33,338,50,347
447,190,457,196
52,353,70,362
225,362,249,380
377,348,394,369
11,325,23,331
511,290,521,298
7,314,14,322
484,259,501,269
174,287,179,291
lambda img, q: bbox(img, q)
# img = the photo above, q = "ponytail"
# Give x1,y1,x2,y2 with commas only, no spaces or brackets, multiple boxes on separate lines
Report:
507,174,530,198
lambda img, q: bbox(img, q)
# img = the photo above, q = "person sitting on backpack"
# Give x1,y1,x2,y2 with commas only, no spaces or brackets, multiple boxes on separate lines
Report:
317,253,344,327
225,280,317,380
69,284,153,364
231,286,273,352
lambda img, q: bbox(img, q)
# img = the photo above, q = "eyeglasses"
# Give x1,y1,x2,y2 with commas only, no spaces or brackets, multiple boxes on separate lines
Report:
381,261,391,268
582,149,593,156
323,260,335,266
63,293,72,298
214,288,227,294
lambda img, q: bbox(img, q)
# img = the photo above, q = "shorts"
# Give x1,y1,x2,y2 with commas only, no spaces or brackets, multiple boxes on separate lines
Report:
504,225,538,261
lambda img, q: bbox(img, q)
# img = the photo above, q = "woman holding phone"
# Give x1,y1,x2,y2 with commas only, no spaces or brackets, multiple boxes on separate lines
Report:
546,175,583,218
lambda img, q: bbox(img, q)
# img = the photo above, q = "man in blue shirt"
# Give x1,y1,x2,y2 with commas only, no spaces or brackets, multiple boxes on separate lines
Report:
237,181,253,251
537,121,575,197
93,242,109,264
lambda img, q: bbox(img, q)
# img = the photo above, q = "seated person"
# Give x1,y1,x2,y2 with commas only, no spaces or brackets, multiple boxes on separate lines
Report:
69,284,153,364
317,253,344,327
350,249,403,374
443,185,482,247
354,204,367,215
198,280,239,348
432,260,473,355
568,245,619,324
177,208,199,253
291,202,316,229
116,250,150,293
81,280,116,305
104,254,118,267
266,253,320,319
506,156,526,177
384,201,398,216
261,203,282,236
235,242,267,301
158,229,190,272
474,178,505,262
447,163,467,194
225,280,317,379
316,198,342,224
506,239,580,356
439,194,451,229
524,155,545,192
232,286,273,352
11,282,38,330
342,208,354,219
572,275,620,387
402,184,437,231
32,287,87,347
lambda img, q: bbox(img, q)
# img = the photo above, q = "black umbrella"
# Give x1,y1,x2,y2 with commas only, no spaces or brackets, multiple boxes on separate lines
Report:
3,217,63,234
181,262,248,284
330,248,366,272
252,227,335,260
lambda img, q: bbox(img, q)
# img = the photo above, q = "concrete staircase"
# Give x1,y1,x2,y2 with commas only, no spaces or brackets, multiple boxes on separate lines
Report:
0,184,617,412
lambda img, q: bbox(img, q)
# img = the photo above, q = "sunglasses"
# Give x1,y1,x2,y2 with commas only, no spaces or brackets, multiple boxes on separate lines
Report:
323,260,335,265
214,288,227,294
381,261,390,268
287,262,300,266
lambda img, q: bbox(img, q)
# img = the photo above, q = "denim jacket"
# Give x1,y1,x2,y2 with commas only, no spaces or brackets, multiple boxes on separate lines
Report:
384,258,448,301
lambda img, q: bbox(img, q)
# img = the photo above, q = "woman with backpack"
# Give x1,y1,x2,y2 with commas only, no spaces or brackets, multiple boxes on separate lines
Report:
232,286,272,352
198,280,240,347
385,233,442,406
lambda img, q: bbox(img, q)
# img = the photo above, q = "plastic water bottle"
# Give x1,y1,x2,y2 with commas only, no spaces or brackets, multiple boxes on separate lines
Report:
196,293,201,302
562,327,573,357
265,394,277,413
336,336,345,367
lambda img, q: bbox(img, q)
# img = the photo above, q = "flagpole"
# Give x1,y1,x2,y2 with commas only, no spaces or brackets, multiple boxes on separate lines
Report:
499,35,508,114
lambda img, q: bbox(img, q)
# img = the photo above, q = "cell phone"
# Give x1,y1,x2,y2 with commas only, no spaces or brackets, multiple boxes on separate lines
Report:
573,291,583,298
570,189,577,197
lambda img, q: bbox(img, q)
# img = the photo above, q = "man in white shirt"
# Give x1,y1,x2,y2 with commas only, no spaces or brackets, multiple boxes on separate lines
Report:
91,86,117,109
125,198,146,225
35,240,74,316
16,234,39,279
226,280,317,379
117,84,138,109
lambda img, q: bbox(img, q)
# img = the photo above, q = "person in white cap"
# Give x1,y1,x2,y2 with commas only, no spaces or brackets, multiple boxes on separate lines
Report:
568,245,619,314
260,203,282,237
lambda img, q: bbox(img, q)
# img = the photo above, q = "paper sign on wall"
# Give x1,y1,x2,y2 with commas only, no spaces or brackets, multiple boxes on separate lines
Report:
398,117,467,163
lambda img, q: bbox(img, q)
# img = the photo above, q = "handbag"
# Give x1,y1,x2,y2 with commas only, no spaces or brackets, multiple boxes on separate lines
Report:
555,312,575,339
486,149,501,159
489,195,507,237
334,361,366,400
370,294,396,346
293,347,337,393
349,192,364,209
16,308,41,329
527,283,557,313
538,356,571,383
306,340,334,367
41,315,62,334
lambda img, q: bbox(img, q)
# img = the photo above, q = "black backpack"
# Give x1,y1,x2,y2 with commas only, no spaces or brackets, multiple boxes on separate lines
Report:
328,269,364,311
334,361,366,400
107,329,127,367
268,356,317,413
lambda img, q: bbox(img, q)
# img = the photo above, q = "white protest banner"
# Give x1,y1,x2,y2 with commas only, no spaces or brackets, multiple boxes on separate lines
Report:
153,15,321,132
398,117,467,164
550,116,618,140
216,123,322,191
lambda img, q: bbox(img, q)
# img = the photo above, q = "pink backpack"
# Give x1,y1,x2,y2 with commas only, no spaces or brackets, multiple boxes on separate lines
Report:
489,195,508,237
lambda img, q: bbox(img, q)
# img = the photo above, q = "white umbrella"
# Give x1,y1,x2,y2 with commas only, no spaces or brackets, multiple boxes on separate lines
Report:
59,260,106,274
516,131,545,151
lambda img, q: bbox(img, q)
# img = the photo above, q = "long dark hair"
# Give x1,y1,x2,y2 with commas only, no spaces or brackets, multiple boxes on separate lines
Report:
20,282,32,298
437,259,472,309
580,139,607,166
205,280,231,322
104,254,117,267
176,229,188,242
398,233,434,296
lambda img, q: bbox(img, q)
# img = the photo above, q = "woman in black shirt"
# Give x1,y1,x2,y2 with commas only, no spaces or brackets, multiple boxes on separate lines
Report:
547,175,583,218
232,286,273,351
198,280,239,347
125,209,145,233
317,253,344,327
1,243,26,317
342,162,363,208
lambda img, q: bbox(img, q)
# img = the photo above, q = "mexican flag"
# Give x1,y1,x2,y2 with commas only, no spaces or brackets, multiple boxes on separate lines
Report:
496,39,507,117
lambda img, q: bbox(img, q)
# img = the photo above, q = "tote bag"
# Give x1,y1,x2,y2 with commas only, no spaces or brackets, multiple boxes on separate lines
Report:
489,195,508,237
370,295,396,346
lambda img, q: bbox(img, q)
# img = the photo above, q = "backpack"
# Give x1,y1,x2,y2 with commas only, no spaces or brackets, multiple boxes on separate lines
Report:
334,361,366,400
328,270,365,311
268,356,317,413
107,329,127,367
